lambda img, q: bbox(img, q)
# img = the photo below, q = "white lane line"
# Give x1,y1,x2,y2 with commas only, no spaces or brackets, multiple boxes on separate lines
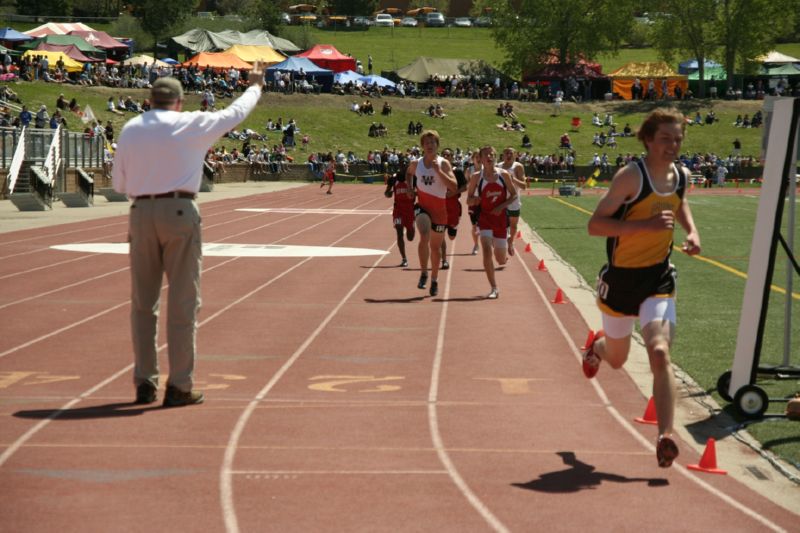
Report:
220,216,391,533
238,208,390,215
0,267,129,311
232,470,447,476
0,195,387,471
513,253,787,533
427,241,510,533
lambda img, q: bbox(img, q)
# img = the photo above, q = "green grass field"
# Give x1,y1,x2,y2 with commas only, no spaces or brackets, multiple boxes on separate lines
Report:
11,83,769,168
521,192,800,468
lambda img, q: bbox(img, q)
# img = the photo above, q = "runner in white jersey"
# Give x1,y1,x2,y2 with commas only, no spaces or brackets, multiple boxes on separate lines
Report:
501,147,527,255
405,130,457,297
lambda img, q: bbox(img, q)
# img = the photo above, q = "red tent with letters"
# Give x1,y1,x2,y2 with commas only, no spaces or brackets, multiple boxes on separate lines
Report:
295,44,356,73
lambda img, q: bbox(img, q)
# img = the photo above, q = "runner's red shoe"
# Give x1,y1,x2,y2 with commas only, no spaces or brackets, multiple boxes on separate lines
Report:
656,434,679,468
582,330,604,379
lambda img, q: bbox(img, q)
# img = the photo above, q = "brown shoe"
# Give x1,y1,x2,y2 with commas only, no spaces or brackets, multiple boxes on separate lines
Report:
135,382,157,404
162,385,204,407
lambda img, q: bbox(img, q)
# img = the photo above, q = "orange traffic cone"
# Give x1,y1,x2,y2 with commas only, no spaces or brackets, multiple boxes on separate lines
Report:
687,438,727,475
537,259,548,271
634,397,658,425
516,230,522,239
524,243,532,253
552,288,567,304
581,329,595,350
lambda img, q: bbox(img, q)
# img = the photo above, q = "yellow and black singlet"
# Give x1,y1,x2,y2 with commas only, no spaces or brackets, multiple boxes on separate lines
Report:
596,159,686,317
606,159,686,268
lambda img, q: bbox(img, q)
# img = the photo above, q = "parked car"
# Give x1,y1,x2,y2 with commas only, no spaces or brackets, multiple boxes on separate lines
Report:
280,12,291,24
425,12,446,27
401,16,418,27
374,13,395,27
352,16,372,27
453,17,472,27
473,16,492,27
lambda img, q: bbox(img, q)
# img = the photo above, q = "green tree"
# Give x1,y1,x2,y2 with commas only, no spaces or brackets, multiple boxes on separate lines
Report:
131,0,197,54
716,0,795,83
244,0,283,33
650,3,718,98
327,0,377,16
487,0,636,78
16,0,72,16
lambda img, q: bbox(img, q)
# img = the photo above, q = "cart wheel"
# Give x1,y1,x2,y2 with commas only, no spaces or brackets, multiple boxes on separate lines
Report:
733,384,769,419
716,370,733,402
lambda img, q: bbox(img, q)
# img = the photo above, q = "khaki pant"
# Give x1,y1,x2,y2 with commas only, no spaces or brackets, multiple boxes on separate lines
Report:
129,198,202,392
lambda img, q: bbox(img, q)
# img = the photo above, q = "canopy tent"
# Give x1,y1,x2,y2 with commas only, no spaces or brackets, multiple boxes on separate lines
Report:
170,28,300,55
224,44,286,65
267,56,334,91
687,66,727,80
296,44,356,73
608,62,688,100
395,56,507,83
34,43,101,63
183,51,253,70
359,74,396,88
162,58,180,65
761,63,800,76
68,30,128,53
334,70,362,84
525,62,605,81
22,49,83,72
25,22,95,38
19,34,105,59
123,54,170,68
0,27,33,42
755,50,800,64
678,58,722,75
407,7,437,15
539,50,602,74
288,3,316,12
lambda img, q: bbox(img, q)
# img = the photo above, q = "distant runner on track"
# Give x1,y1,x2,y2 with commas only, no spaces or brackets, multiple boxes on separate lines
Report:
384,164,415,267
406,130,457,297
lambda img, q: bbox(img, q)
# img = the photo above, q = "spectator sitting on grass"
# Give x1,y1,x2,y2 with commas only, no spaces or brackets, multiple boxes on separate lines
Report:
592,112,602,127
382,101,392,115
560,132,572,149
351,101,361,114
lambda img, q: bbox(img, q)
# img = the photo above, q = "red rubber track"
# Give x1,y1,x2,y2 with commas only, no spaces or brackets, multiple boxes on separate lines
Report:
0,185,795,532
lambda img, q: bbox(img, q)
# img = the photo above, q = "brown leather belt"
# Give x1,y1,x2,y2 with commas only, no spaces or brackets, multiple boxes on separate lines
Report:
133,191,196,200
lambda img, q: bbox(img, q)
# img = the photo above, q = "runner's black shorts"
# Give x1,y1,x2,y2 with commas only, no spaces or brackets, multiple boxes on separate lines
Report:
596,261,677,317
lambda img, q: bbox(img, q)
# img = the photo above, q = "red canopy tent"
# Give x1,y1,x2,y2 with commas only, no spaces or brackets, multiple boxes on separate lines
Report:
295,44,356,73
69,30,128,52
35,43,102,63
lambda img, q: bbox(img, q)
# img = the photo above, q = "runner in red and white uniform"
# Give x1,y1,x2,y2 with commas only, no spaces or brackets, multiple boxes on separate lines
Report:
439,148,468,270
384,164,415,267
405,130,457,297
466,145,518,299
501,147,528,255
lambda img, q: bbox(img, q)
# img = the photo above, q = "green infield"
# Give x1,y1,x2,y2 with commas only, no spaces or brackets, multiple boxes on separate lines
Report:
521,191,800,469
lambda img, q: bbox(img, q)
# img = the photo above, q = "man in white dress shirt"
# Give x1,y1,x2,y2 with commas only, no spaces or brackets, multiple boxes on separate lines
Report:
113,63,265,407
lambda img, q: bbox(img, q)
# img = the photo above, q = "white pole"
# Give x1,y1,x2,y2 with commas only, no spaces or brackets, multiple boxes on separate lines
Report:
784,169,796,367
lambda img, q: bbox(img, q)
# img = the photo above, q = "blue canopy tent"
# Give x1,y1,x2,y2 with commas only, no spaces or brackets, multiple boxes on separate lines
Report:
0,27,33,43
678,58,722,75
161,57,180,65
359,74,396,89
334,69,362,85
267,56,333,91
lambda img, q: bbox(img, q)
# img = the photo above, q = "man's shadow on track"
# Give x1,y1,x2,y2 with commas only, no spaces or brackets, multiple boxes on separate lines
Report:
14,402,161,420
364,296,428,303
512,451,668,493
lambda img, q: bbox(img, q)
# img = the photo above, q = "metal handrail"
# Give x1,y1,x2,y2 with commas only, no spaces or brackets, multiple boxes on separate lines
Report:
42,125,62,186
6,126,26,193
